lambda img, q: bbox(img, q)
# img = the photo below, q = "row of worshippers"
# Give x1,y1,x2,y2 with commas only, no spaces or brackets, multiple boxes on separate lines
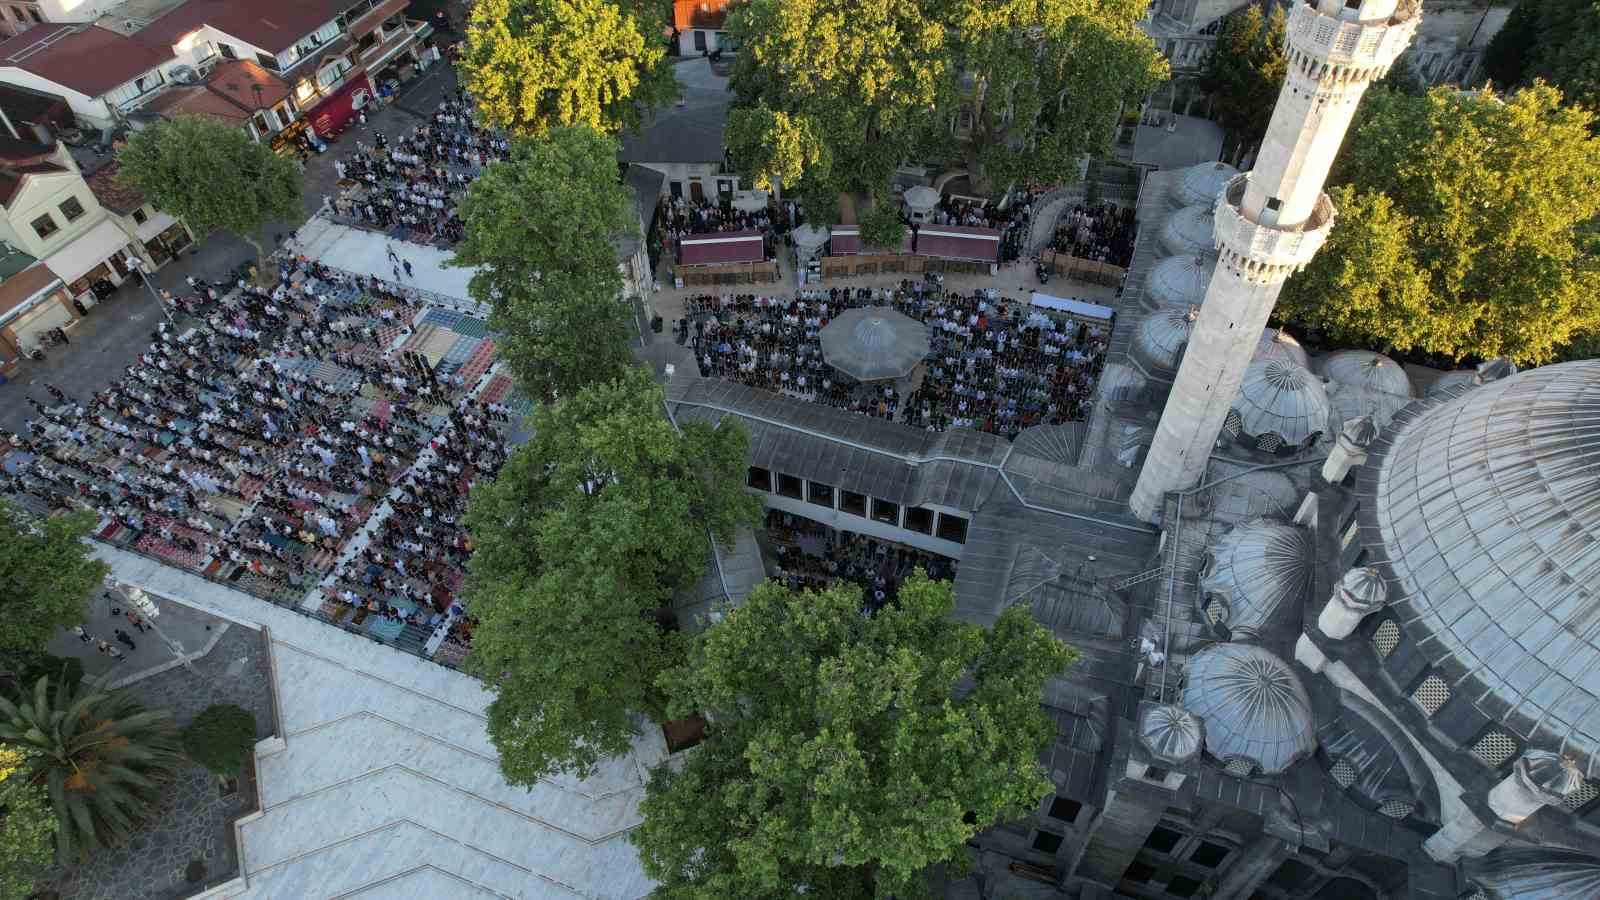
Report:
686,282,1109,436
764,509,958,614
1051,202,1138,269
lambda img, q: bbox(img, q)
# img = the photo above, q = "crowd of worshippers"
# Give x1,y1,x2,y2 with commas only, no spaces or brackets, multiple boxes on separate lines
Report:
0,263,484,601
765,510,958,614
686,281,1110,435
332,89,508,245
1050,202,1137,268
322,395,515,658
929,195,1032,263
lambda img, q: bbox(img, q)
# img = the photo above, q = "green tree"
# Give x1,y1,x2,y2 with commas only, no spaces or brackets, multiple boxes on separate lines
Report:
858,192,907,251
1484,0,1600,112
1279,85,1600,363
462,0,679,138
115,115,301,284
0,746,55,900
632,575,1075,898
181,704,258,776
464,368,761,782
0,501,107,658
1200,5,1288,152
725,0,1165,205
0,677,183,862
451,127,638,398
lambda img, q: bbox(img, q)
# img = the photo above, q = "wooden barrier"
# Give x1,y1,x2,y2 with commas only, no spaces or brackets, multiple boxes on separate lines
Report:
676,260,781,286
819,253,926,278
1042,250,1127,287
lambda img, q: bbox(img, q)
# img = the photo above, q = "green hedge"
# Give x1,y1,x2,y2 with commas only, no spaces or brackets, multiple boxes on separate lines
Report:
181,704,258,775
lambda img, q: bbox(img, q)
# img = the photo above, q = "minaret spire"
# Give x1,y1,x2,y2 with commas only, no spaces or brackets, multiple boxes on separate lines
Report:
1128,0,1421,522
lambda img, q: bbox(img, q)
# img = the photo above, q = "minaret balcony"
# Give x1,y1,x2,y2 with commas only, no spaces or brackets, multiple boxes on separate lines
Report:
1212,174,1336,278
1287,0,1421,69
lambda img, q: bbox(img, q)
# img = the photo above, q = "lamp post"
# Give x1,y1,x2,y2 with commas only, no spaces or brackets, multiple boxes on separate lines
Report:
109,581,196,675
125,255,175,325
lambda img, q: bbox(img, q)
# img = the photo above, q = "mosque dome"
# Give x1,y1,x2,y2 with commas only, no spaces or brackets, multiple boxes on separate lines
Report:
1318,350,1413,398
1254,328,1311,369
1465,846,1600,900
1146,254,1214,308
1133,304,1198,373
1098,362,1148,407
1139,703,1204,765
1225,359,1331,454
1334,566,1388,615
1327,380,1412,436
1181,643,1316,775
1199,520,1312,638
1160,203,1216,258
1174,161,1241,208
1356,360,1600,778
1523,750,1586,798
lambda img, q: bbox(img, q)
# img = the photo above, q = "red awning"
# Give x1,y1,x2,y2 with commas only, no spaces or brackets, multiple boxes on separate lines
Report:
828,226,912,256
914,225,1001,263
307,72,375,139
678,230,766,266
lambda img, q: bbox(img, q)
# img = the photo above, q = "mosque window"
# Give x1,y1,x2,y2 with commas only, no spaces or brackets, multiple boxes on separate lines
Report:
903,507,934,534
1371,619,1400,657
1330,757,1358,788
1204,595,1229,625
746,466,771,491
1561,780,1599,813
1469,730,1519,769
1411,674,1450,715
1257,432,1284,453
776,473,803,499
840,490,867,517
1222,756,1257,778
1031,830,1064,853
1378,798,1414,819
806,481,833,508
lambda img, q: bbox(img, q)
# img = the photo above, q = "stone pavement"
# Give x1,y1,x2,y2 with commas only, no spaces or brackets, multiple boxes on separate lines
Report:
46,585,230,685
38,624,275,900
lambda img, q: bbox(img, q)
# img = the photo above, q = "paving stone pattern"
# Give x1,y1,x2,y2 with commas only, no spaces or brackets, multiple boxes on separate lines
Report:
40,625,275,900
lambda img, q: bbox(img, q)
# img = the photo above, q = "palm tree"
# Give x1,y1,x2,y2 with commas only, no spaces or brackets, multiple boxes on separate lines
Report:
0,676,183,861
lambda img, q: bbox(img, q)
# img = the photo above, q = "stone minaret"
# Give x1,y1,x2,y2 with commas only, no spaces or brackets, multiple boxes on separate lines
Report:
1128,0,1420,523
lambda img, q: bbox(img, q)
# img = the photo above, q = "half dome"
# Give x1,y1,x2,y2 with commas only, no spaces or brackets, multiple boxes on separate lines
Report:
1200,521,1312,638
1146,254,1214,308
1174,161,1241,208
1181,643,1316,775
1160,204,1216,258
1357,360,1600,778
1319,350,1413,398
1228,359,1331,453
1254,328,1311,369
1466,847,1600,900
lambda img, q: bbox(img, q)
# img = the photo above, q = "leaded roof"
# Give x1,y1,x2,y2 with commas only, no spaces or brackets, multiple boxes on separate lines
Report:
1181,643,1316,774
1318,691,1431,819
1139,702,1204,765
1232,359,1331,446
1319,349,1413,398
1356,360,1600,778
1327,380,1413,436
1466,847,1600,900
1254,328,1311,369
818,307,930,382
1133,304,1197,372
1146,254,1214,308
1160,203,1216,258
1174,161,1241,208
1098,362,1149,407
1200,520,1312,638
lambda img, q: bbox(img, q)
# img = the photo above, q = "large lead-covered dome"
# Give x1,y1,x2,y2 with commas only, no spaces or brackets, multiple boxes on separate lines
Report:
1356,360,1600,777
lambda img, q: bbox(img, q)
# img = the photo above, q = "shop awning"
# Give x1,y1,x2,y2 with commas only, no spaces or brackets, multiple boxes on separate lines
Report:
136,210,178,243
42,219,131,284
678,229,765,266
1030,292,1114,323
914,225,1001,263
828,225,912,256
0,263,65,329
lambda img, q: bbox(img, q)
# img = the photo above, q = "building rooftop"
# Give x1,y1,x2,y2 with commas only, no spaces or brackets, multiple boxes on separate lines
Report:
83,160,145,215
0,24,170,98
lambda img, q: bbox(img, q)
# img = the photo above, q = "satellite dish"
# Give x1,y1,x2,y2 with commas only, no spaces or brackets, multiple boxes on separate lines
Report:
170,65,200,84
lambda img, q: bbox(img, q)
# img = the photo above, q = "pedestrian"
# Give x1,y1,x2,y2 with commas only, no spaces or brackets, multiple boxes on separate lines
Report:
73,625,92,643
402,259,413,278
107,644,125,662
96,639,113,656
386,245,399,262
127,610,149,633
115,628,137,651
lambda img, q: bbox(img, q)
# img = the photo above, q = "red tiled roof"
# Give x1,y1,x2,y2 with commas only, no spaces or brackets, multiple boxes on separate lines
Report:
84,161,146,216
673,0,733,31
0,24,170,98
914,225,1001,263
205,59,291,110
0,161,67,208
141,84,252,125
139,0,350,55
678,229,765,266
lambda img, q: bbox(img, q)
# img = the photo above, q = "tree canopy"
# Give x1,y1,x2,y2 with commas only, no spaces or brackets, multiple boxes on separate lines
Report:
181,704,259,775
464,368,761,782
1278,85,1600,363
0,745,54,900
724,0,1165,202
1484,0,1600,113
116,115,301,280
461,0,679,138
451,127,638,398
1201,5,1288,152
632,574,1075,898
0,501,107,657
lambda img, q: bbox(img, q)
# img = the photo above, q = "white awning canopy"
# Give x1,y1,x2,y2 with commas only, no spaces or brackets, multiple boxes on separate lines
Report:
136,210,178,243
43,218,133,284
1030,292,1115,323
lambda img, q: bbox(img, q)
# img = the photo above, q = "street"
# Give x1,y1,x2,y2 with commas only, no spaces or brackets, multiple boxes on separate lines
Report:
0,62,463,432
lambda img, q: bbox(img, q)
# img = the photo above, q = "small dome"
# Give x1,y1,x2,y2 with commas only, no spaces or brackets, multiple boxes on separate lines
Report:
1523,751,1585,799
1182,643,1316,774
1466,846,1600,900
1425,369,1478,397
1098,362,1148,407
1133,304,1198,372
1327,381,1412,437
1229,360,1331,452
1140,704,1204,765
1160,203,1216,258
1254,328,1311,369
1146,254,1214,308
1335,566,1388,614
1175,161,1241,208
1200,521,1312,637
1319,350,1413,398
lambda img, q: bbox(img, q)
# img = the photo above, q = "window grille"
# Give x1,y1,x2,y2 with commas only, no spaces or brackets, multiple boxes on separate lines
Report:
1223,409,1243,438
1204,596,1228,625
1412,674,1450,715
1372,619,1400,657
1470,731,1518,769
1378,798,1414,819
1223,756,1256,778
1561,780,1599,813
1257,432,1284,453
1330,757,1358,788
